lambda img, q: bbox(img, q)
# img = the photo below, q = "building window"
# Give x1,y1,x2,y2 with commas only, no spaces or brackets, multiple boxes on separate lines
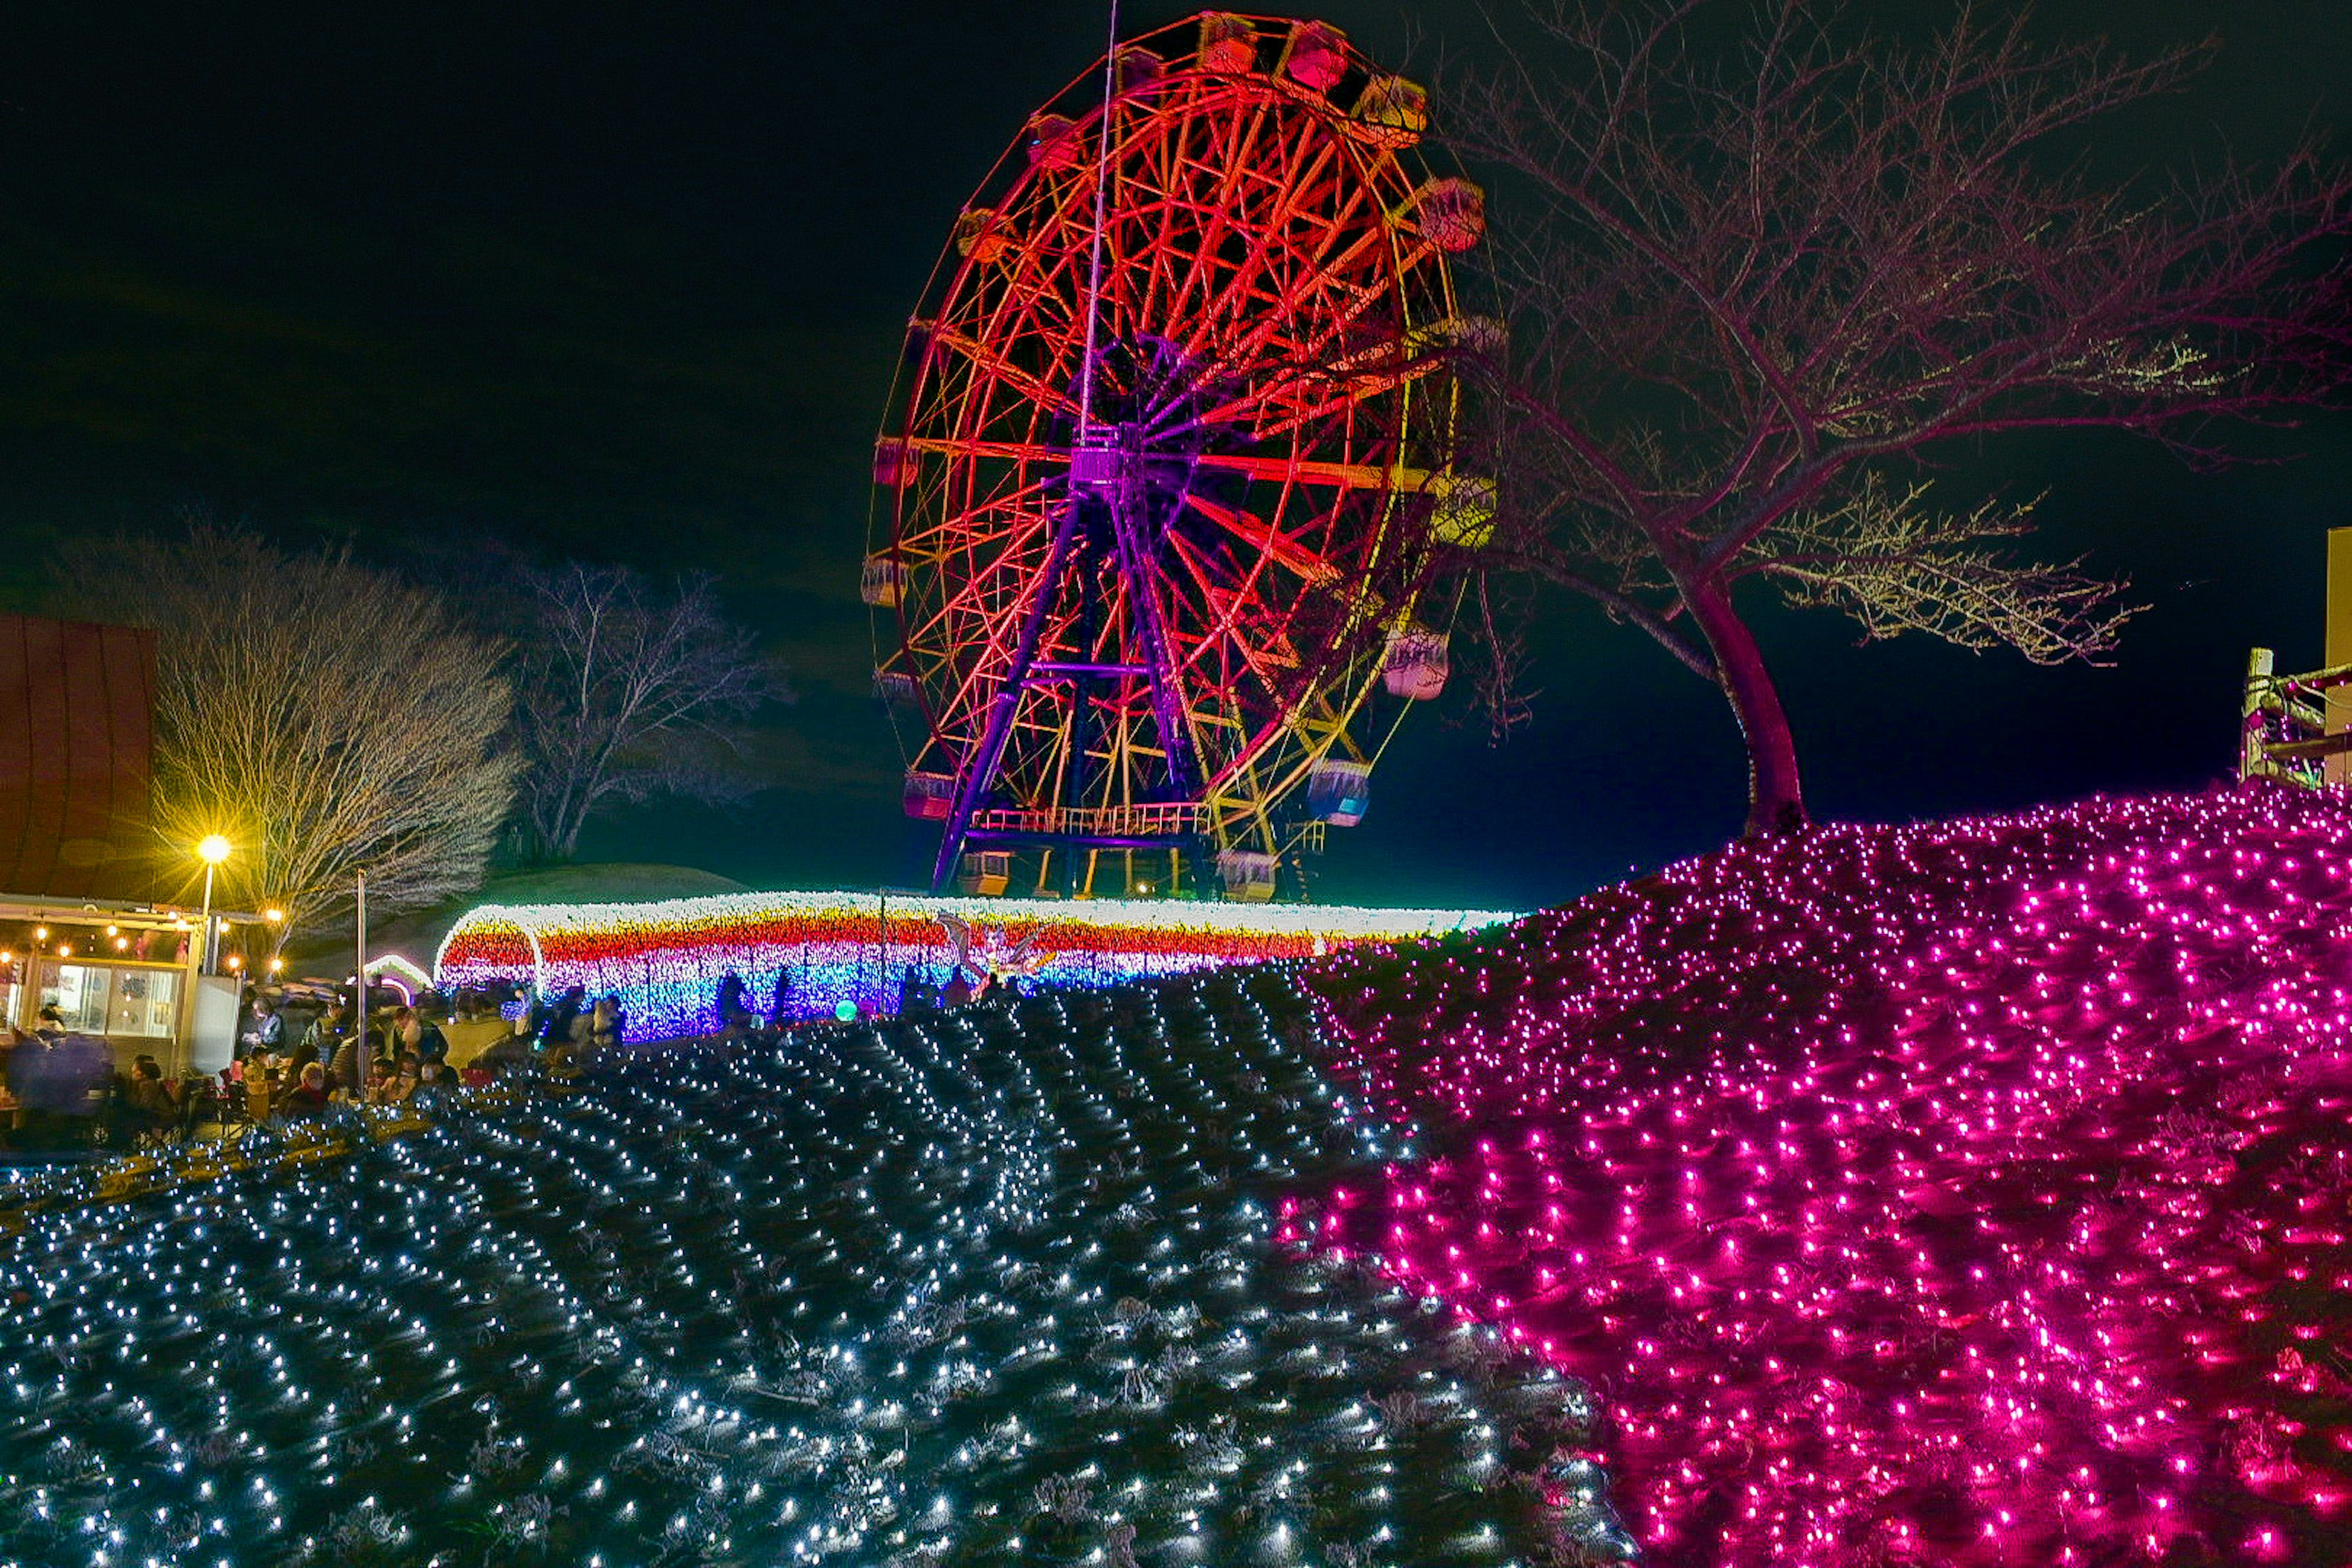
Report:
39,962,182,1039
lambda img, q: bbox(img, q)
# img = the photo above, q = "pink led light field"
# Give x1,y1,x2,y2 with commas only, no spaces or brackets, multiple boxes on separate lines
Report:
1301,786,2352,1567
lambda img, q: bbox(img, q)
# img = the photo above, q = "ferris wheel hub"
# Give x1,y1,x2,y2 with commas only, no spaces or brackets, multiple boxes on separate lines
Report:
1068,433,1129,493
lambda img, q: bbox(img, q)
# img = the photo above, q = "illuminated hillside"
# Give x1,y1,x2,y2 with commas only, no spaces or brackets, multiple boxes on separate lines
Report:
1305,786,2352,1568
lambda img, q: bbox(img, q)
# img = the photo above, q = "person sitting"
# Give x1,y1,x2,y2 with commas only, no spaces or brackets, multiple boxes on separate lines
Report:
539,987,587,1050
124,1055,176,1115
359,1055,395,1102
121,1056,179,1142
586,995,622,1053
371,1054,422,1107
280,1062,330,1118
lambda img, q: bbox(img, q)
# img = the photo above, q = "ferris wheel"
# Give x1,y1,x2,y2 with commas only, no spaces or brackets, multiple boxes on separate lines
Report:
869,11,1491,902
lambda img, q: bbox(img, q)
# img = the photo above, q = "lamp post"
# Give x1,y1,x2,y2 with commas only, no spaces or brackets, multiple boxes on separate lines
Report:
196,834,231,975
176,834,231,1079
352,869,368,1101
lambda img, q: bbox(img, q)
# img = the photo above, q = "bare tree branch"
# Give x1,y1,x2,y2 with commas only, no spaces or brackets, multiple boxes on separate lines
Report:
508,562,790,862
1450,0,2352,832
64,524,519,940
1734,475,2146,663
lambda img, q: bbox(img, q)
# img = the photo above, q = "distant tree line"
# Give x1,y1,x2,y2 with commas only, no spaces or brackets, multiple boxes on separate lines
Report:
65,523,788,940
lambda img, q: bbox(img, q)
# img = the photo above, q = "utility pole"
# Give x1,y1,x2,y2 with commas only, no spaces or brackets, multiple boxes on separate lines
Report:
352,870,369,1101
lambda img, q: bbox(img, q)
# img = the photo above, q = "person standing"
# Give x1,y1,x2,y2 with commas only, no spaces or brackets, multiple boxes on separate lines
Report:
303,998,347,1058
394,1006,448,1066
239,997,284,1061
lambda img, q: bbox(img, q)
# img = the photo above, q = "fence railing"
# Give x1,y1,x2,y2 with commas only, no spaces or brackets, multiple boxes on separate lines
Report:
2241,647,2352,787
968,802,1212,840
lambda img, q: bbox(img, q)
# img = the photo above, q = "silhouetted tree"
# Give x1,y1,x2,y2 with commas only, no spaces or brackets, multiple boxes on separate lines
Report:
70,526,518,939
508,563,787,862
1456,0,2351,832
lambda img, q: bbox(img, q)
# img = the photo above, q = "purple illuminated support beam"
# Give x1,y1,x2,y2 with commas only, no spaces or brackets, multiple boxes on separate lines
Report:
1107,480,1203,805
930,503,1084,894
1031,660,1152,678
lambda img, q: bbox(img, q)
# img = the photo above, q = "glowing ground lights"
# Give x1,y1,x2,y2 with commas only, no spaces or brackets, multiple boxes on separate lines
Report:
1303,785,2352,1567
0,970,1625,1566
435,891,1510,1038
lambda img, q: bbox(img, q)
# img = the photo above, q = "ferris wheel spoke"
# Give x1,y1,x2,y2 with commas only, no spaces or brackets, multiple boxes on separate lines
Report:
1147,93,1251,325
1174,138,1369,369
1177,243,1394,421
900,485,1060,565
1174,340,1437,445
1283,246,1449,370
929,588,1086,761
1144,90,1281,350
1123,96,1202,331
1179,492,1338,587
1157,529,1307,685
1189,452,1433,493
927,326,1084,419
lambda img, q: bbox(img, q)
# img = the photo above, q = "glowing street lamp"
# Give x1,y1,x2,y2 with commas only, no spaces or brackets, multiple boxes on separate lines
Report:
196,834,231,974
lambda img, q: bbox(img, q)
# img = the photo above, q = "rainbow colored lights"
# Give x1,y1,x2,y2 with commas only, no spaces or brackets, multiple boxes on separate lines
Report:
435,891,1511,1038
1302,785,2352,1567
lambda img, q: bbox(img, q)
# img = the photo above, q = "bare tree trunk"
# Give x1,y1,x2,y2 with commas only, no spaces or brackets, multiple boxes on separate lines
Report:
1682,580,1808,835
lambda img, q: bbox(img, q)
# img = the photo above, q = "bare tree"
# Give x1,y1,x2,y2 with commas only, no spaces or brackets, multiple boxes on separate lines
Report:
67,526,519,940
1453,0,2351,832
507,563,787,862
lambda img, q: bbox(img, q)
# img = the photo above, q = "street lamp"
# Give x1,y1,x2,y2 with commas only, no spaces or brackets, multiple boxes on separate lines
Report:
196,834,230,975
169,833,234,1080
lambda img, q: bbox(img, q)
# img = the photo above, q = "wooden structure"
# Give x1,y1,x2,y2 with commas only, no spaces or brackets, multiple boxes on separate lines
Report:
2243,527,2352,790
0,614,157,901
2241,649,2352,786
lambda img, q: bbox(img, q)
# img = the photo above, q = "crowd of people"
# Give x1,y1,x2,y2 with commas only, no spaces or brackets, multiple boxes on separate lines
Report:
0,979,628,1155
232,997,465,1117
227,982,624,1121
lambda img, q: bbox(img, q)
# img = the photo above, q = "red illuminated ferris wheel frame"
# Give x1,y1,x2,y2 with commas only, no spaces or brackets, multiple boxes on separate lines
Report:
869,12,1489,900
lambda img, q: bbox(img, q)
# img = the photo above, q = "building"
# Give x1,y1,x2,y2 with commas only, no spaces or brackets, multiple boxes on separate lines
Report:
0,613,257,1068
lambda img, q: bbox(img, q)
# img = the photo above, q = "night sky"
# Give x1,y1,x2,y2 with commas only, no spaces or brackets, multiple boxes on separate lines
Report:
2,0,2345,913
